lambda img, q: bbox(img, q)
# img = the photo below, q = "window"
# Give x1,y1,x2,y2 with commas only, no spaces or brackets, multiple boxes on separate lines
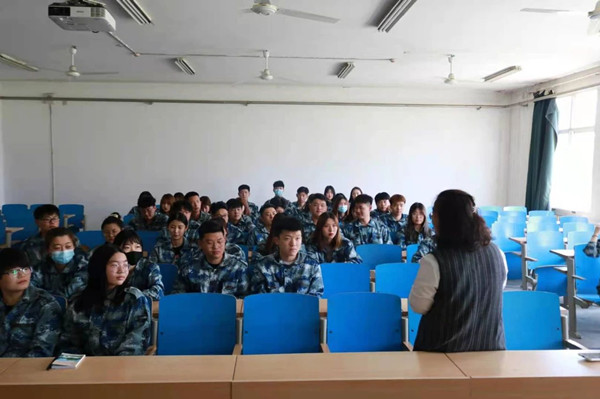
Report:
550,89,597,212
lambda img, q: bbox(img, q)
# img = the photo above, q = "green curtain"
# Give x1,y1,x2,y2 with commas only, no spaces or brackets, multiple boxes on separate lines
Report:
525,96,559,210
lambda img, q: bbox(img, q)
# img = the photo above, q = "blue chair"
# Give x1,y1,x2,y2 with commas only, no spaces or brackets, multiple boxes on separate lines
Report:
499,211,527,224
76,230,105,251
59,204,85,230
502,291,563,350
562,222,594,240
123,214,134,225
356,244,403,268
407,305,422,347
158,263,178,295
243,293,320,354
504,206,527,212
4,212,38,243
526,231,567,296
574,244,600,304
567,231,594,250
482,215,497,228
560,215,588,225
405,243,419,263
320,263,371,299
478,206,502,214
527,220,559,233
2,204,29,216
528,215,557,225
52,295,67,313
375,263,419,299
0,218,6,247
479,209,498,219
29,204,44,212
138,230,160,254
528,210,555,217
327,292,403,352
157,293,237,355
492,221,526,280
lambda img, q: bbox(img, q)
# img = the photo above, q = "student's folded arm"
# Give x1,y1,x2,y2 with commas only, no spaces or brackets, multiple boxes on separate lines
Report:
145,264,164,300
408,254,440,315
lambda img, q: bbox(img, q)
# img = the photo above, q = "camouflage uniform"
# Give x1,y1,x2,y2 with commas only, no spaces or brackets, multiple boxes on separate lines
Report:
149,237,194,265
246,202,259,223
264,196,291,209
301,218,317,243
155,220,201,247
380,214,408,245
411,236,437,263
247,220,270,248
397,223,433,251
127,213,168,231
341,218,393,246
19,233,46,270
305,237,362,264
191,212,211,224
31,249,89,300
286,201,307,219
370,209,390,220
59,287,151,356
250,250,324,297
227,215,255,245
0,285,62,357
127,258,164,301
173,252,249,298
583,240,600,257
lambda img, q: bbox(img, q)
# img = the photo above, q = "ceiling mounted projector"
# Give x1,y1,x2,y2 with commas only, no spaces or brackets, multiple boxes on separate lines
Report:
48,1,116,32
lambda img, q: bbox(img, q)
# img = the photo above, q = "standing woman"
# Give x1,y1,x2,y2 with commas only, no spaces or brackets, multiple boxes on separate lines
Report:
397,202,433,249
60,244,151,356
409,190,507,352
114,230,164,301
306,212,362,264
331,194,349,224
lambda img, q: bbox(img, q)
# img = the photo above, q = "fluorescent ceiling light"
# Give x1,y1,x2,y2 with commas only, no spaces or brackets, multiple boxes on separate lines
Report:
589,1,600,34
520,8,570,14
337,62,355,79
0,53,39,72
377,0,418,32
483,66,522,82
115,0,152,24
174,57,196,75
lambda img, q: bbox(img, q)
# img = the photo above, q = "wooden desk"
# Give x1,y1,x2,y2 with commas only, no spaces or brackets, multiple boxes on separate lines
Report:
447,350,600,399
550,249,578,338
233,352,469,399
0,356,235,399
0,359,19,375
152,299,244,318
509,236,528,290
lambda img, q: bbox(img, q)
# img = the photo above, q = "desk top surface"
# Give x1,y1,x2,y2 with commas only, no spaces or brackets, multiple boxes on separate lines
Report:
0,355,237,385
550,249,575,258
234,352,467,382
0,359,19,375
447,350,600,378
508,237,526,244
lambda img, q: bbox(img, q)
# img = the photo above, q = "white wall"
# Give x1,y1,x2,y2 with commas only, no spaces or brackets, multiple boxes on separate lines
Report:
1,82,511,229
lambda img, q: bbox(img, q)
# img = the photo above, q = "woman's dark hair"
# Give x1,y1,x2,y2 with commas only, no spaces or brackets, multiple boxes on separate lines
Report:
331,194,348,220
0,248,28,274
113,229,143,250
311,212,341,250
405,202,431,243
349,186,363,202
45,227,77,250
324,185,336,196
170,200,193,216
101,216,124,230
74,244,128,313
200,196,211,208
210,201,227,215
160,193,175,212
167,213,188,228
433,189,490,251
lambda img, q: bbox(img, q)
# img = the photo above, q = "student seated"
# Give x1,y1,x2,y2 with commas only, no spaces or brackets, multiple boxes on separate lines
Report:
301,194,328,242
324,185,336,211
150,213,193,265
114,230,164,301
409,189,507,352
238,184,259,222
0,248,62,357
331,194,349,224
158,193,174,216
200,196,212,214
371,192,391,220
264,180,291,209
59,244,152,356
128,193,168,231
31,228,88,301
19,204,60,269
584,224,600,257
174,192,185,202
226,198,255,245
397,202,433,250
185,191,210,224
342,195,392,245
101,216,124,245
156,200,201,246
173,220,249,298
127,191,153,216
306,213,362,264
349,186,363,203
251,213,286,262
381,194,407,244
286,186,309,218
210,201,229,222
247,204,277,249
251,216,323,296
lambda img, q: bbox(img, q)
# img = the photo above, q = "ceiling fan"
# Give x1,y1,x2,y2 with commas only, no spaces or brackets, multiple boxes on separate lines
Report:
43,46,118,78
441,55,481,85
233,50,304,85
244,1,340,24
521,1,600,34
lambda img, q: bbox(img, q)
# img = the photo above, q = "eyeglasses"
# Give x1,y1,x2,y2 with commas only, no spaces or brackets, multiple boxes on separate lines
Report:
108,262,130,271
40,217,60,223
3,267,32,276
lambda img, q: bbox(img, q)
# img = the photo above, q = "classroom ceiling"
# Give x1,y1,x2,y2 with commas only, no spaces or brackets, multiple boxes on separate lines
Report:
0,0,599,91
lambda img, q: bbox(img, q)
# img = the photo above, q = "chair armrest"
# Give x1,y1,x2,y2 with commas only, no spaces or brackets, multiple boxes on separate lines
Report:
320,343,330,353
508,251,521,257
565,339,587,350
403,341,414,352
572,274,585,281
553,266,568,274
145,345,157,356
524,256,538,262
232,344,242,355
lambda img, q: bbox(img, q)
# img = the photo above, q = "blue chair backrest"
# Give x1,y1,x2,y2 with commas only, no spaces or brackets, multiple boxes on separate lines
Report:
0,218,6,246
502,291,563,350
499,211,527,224
478,206,502,214
320,263,371,299
479,210,498,219
491,221,526,252
157,293,236,355
138,230,160,253
158,263,178,295
4,212,38,242
405,244,419,263
407,305,422,346
504,206,527,212
356,244,403,268
560,215,588,225
375,263,419,299
76,230,105,250
29,204,44,212
528,210,555,217
52,294,67,313
123,214,134,224
562,222,594,239
526,231,565,270
526,220,559,233
327,292,403,352
482,215,497,228
59,204,85,229
243,293,320,354
574,244,600,296
238,244,249,260
535,267,567,297
2,204,29,216
567,230,594,249
528,215,557,225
